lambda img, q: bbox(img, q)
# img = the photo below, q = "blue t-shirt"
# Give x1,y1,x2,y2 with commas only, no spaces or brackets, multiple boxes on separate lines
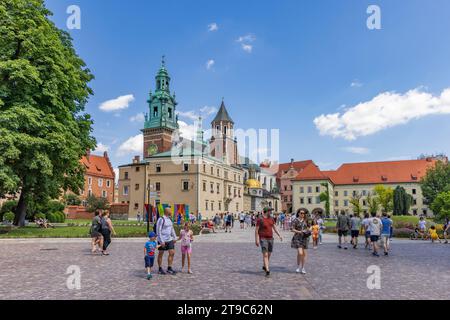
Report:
381,218,392,235
145,240,157,257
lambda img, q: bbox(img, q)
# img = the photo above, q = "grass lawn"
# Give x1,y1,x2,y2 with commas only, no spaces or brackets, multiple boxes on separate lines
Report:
65,219,142,225
0,225,149,238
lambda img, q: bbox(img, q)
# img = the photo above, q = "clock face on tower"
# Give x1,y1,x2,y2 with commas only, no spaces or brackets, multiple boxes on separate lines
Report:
147,143,158,156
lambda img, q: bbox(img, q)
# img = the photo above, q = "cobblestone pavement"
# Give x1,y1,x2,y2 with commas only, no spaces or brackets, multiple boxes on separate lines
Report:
1,224,449,300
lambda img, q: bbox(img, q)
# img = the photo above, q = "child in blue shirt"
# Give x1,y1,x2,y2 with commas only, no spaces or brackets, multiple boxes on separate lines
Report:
144,231,161,280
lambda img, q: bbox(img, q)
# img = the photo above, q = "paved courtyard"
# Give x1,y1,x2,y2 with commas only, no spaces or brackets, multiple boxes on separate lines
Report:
1,225,449,300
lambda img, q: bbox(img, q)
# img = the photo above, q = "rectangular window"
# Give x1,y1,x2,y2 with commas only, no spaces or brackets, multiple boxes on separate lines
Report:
123,186,129,196
315,186,320,193
210,182,214,193
134,203,139,209
413,198,417,205
217,183,220,194
316,196,321,204
335,200,339,206
284,185,287,191
203,164,206,173
335,191,338,197
412,189,417,195
155,182,161,191
219,202,222,211
307,197,312,204
211,167,214,175
211,202,214,211
182,181,189,191
183,163,189,172
98,178,103,187
88,177,92,185
205,201,209,211
362,190,367,196
300,198,304,204
203,181,207,192
88,189,92,197
344,200,349,207
224,171,228,179
362,200,367,206
236,202,239,211
344,190,348,197
307,186,312,193
238,189,241,197
300,187,304,193
156,164,161,173
135,184,139,190
352,190,357,197
124,172,129,180
217,169,220,177
106,180,111,188
136,166,140,172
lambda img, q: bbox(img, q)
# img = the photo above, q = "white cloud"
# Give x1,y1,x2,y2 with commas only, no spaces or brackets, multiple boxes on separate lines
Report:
237,34,256,43
200,106,217,116
117,134,143,156
342,147,370,155
178,121,197,140
208,23,218,32
350,80,363,88
93,142,109,154
99,94,135,112
313,87,450,140
237,34,256,53
177,106,218,121
242,44,253,53
130,113,145,122
206,59,215,70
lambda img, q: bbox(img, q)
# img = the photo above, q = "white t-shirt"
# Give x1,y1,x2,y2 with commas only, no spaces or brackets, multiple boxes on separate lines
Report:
418,220,427,230
368,217,382,236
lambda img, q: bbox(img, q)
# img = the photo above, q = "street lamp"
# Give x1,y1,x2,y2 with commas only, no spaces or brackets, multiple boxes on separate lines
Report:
146,182,151,233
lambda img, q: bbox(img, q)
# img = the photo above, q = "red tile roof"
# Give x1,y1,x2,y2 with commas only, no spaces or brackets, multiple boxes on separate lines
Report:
80,152,115,179
277,160,313,179
294,162,328,181
294,158,439,185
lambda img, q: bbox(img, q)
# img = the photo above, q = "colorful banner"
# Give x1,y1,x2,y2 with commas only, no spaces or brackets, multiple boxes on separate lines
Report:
185,205,190,222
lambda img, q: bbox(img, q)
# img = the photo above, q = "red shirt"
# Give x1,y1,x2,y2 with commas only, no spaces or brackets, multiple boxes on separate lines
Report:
257,217,275,240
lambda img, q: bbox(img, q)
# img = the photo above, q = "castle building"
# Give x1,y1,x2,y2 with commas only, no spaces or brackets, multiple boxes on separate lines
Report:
289,158,444,217
118,59,244,219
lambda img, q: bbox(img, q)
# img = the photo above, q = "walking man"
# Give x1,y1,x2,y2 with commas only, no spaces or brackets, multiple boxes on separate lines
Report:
350,214,361,249
255,207,283,277
156,207,177,275
380,213,393,255
368,212,383,257
336,211,351,249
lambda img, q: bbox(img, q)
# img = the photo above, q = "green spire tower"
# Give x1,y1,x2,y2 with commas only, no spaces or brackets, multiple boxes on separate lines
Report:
142,57,179,158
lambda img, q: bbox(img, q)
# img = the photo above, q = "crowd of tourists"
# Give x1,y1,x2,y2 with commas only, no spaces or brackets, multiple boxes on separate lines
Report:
89,204,450,280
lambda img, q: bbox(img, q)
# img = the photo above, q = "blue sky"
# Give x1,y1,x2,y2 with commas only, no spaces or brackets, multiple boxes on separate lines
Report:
45,0,450,173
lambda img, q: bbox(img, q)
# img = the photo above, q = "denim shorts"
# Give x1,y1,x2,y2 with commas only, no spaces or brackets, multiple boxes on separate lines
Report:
145,256,155,268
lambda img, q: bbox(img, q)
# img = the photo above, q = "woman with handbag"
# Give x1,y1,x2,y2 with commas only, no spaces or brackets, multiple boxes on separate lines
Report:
291,209,311,274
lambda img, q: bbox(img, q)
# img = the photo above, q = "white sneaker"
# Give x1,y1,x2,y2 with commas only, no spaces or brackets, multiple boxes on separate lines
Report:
296,267,301,273
301,268,306,274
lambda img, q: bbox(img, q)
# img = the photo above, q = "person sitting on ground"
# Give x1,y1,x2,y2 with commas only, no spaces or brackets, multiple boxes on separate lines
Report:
410,225,420,240
428,225,442,243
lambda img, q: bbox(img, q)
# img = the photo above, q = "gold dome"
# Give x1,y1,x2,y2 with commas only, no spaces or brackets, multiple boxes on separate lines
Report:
246,179,261,188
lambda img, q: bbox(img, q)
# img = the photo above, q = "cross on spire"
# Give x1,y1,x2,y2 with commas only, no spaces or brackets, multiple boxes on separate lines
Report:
161,55,166,67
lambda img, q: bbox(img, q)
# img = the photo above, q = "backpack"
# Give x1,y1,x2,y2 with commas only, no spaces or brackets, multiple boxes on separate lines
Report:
154,216,165,235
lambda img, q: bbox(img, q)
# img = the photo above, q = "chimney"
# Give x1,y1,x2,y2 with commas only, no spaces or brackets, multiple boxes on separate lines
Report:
133,155,141,164
290,158,294,168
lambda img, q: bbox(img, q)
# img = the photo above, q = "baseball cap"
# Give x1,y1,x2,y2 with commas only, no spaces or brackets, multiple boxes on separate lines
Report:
148,231,156,238
263,207,274,213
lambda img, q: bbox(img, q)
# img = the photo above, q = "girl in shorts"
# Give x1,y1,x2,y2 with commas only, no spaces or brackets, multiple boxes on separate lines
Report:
179,222,194,274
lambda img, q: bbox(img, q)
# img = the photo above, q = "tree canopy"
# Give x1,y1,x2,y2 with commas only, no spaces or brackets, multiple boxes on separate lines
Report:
420,161,450,206
0,0,96,226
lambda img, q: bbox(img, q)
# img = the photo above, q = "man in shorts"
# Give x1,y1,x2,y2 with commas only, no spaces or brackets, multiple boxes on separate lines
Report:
350,214,362,249
380,213,393,255
368,212,383,257
255,207,283,277
156,207,177,275
225,212,232,233
336,211,350,249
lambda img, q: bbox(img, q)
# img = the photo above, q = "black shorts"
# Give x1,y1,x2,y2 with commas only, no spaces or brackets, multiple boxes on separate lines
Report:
351,230,360,238
226,221,231,226
370,235,380,242
158,240,175,251
338,230,348,237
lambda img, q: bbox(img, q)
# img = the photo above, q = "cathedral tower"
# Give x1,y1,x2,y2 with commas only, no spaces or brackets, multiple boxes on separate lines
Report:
142,57,179,158
209,99,238,164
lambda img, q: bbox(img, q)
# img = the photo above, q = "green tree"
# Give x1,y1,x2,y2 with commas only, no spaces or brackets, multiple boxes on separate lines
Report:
349,192,362,216
319,182,330,217
366,193,379,215
420,161,450,206
0,0,96,226
430,191,450,220
86,195,110,213
393,186,413,215
374,185,394,214
64,193,81,206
